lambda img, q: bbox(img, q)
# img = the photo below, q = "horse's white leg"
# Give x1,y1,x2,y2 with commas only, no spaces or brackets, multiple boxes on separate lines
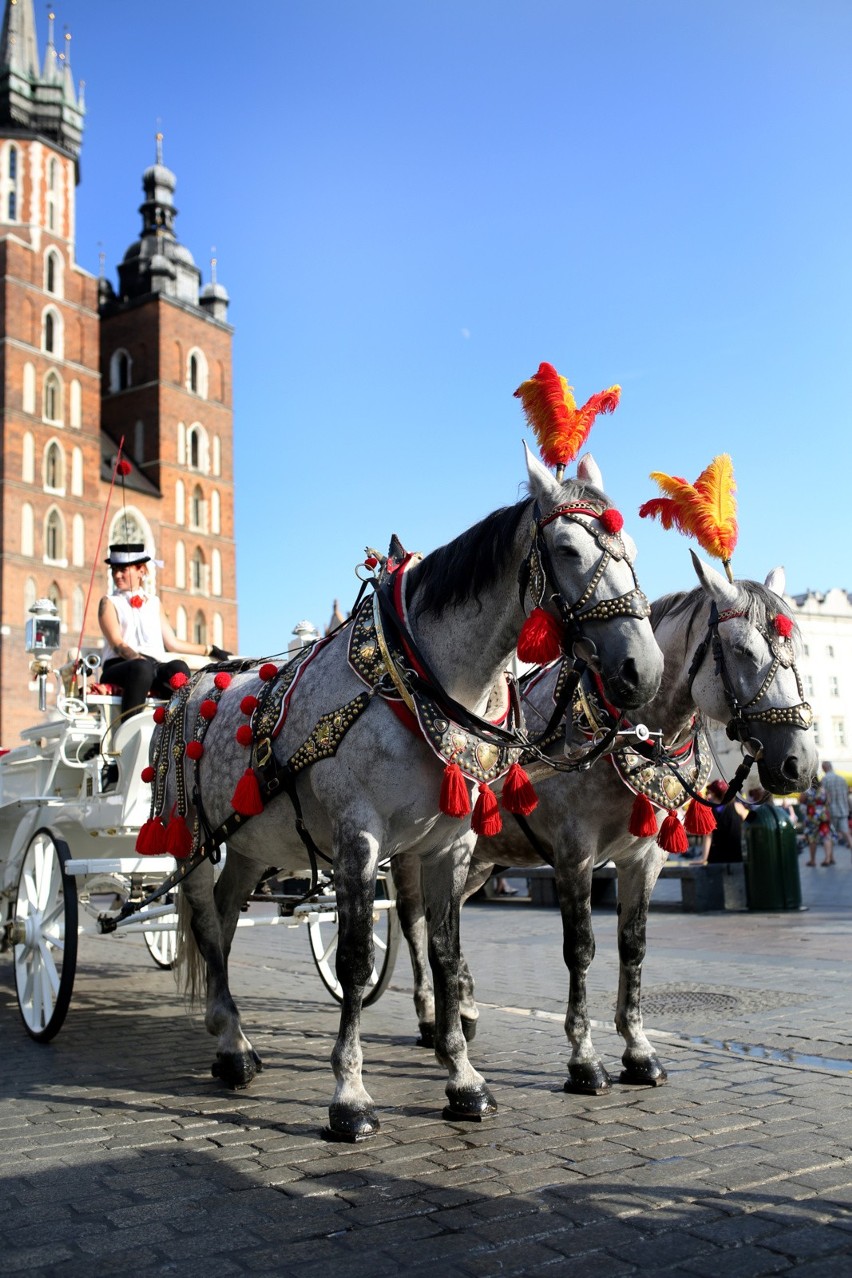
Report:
421,836,497,1122
180,853,263,1089
391,852,436,1046
326,825,381,1142
556,856,614,1095
614,847,668,1086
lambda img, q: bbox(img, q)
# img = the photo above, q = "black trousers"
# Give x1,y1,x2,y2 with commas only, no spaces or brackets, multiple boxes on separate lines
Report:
102,655,191,718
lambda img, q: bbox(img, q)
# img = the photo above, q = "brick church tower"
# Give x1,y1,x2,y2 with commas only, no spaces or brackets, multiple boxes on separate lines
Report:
0,1,237,744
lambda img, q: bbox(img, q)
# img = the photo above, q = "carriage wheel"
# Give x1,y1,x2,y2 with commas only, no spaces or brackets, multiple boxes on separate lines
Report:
142,921,179,969
12,830,78,1042
308,874,400,1006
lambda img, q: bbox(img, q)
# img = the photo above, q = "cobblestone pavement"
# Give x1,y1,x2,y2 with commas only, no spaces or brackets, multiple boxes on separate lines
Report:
3,858,852,1276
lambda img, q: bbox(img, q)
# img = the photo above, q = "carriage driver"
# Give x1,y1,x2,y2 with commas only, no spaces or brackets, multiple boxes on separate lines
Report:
98,542,227,719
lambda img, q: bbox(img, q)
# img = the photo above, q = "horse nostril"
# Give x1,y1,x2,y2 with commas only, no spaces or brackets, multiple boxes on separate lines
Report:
620,658,640,690
781,755,802,782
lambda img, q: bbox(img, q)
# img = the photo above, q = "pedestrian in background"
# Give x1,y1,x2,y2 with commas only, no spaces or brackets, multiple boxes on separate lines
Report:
821,762,851,858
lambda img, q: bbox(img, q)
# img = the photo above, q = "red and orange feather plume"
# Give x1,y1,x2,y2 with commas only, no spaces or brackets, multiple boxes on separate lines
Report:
514,362,621,469
639,454,738,572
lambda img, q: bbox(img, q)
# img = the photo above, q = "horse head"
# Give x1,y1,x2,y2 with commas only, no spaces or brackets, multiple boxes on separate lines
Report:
688,552,818,794
525,446,664,711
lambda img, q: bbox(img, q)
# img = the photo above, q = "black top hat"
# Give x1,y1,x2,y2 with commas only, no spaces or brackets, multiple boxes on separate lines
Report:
104,542,150,567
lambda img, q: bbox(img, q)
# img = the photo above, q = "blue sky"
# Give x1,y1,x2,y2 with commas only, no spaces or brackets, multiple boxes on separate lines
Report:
55,0,852,653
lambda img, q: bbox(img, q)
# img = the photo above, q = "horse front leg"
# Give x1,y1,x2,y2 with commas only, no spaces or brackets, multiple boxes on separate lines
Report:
615,846,668,1086
422,837,497,1123
180,853,263,1089
325,827,381,1142
557,858,613,1095
391,852,436,1047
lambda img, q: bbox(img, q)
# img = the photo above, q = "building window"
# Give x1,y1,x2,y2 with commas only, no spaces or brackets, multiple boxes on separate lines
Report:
110,349,131,392
212,435,221,476
829,675,840,698
23,362,36,414
211,549,222,597
9,145,16,179
213,612,224,648
44,371,62,423
175,480,185,526
177,421,186,465
42,308,62,358
72,586,84,631
72,513,84,566
69,378,81,427
46,157,57,231
44,440,64,492
193,610,207,647
175,605,188,642
45,508,65,563
24,576,37,620
175,540,186,589
813,720,821,746
210,489,221,534
22,431,35,482
187,348,208,398
803,643,809,658
71,447,83,496
190,548,206,594
827,645,835,659
187,423,208,473
834,719,847,748
21,502,34,556
803,674,814,699
47,581,63,624
45,250,63,297
190,484,205,531
44,311,55,352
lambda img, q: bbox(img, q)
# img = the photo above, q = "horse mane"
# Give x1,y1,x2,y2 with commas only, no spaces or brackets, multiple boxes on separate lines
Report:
651,579,795,641
409,477,604,619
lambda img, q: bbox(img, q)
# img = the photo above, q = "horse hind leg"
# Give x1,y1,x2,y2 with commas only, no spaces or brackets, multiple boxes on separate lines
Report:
391,853,436,1047
557,863,614,1096
455,857,497,1044
615,853,667,1086
179,854,263,1090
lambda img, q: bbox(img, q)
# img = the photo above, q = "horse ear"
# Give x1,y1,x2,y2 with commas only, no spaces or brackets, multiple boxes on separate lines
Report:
690,549,740,610
576,453,604,490
764,566,786,596
524,441,563,509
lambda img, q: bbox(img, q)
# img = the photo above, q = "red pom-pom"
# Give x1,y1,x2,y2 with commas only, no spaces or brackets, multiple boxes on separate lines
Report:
186,740,204,761
684,797,716,835
365,556,378,569
129,594,144,609
628,792,659,838
658,810,689,854
501,762,538,816
214,672,231,690
774,614,793,638
116,459,132,476
517,607,563,665
200,699,218,720
136,817,167,855
259,663,278,681
439,761,471,818
169,672,188,690
164,814,193,859
240,695,259,716
472,782,502,837
600,508,624,534
231,767,264,816
236,724,253,747
140,765,155,784
153,705,166,724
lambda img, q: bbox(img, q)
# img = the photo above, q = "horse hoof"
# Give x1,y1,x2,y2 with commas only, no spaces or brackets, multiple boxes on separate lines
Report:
443,1086,497,1123
461,1015,478,1042
619,1059,668,1087
563,1062,613,1096
323,1103,380,1142
210,1050,261,1090
416,1022,436,1048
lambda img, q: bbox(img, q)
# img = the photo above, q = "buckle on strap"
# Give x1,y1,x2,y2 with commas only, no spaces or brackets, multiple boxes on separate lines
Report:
255,736,273,768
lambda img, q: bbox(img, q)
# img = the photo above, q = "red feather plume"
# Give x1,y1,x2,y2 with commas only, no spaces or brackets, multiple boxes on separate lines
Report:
514,362,621,469
639,454,738,569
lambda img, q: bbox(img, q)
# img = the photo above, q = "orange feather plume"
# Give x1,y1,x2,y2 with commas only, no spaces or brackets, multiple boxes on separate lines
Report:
514,362,621,470
639,454,738,574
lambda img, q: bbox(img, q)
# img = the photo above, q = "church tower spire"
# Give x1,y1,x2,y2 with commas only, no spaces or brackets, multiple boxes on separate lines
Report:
0,0,84,162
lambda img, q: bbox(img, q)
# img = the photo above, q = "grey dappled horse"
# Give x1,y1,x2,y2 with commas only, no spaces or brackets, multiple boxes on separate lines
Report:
393,556,818,1093
172,449,664,1140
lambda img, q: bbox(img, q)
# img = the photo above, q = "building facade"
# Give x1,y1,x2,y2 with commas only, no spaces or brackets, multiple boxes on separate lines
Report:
787,589,852,777
0,0,237,744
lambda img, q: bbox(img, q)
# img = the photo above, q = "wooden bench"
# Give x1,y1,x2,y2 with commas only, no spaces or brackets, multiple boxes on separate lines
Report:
504,861,747,913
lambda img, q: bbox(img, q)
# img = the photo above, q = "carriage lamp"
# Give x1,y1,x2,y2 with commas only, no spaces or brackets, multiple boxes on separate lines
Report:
26,599,61,712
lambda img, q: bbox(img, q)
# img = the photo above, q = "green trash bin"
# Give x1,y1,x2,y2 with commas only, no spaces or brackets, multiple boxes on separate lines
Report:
744,803,802,910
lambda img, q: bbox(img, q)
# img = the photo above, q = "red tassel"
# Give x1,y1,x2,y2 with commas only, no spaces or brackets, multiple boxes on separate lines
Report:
136,817,167,855
501,761,538,815
517,608,563,665
628,792,659,838
165,814,193,859
153,706,166,724
200,699,218,720
658,810,689,854
214,672,232,690
439,761,471,818
472,782,502,837
169,672,188,690
231,767,264,816
259,663,278,681
600,508,624,534
684,798,716,835
140,765,155,784
186,740,204,761
235,724,253,747
240,695,259,716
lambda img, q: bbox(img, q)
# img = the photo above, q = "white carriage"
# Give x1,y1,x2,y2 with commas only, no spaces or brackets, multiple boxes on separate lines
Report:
0,602,399,1042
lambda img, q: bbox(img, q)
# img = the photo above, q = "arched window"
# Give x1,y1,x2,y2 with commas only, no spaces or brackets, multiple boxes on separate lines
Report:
175,479,185,525
22,431,35,482
71,447,83,496
42,308,62,358
44,440,64,491
44,311,54,352
72,513,84,566
45,508,65,563
109,349,131,392
189,353,198,393
210,489,221,534
187,348,208,398
190,484,204,530
47,581,63,623
44,371,62,423
212,435,221,476
191,547,206,594
175,540,186,589
69,378,81,427
177,421,187,465
211,549,222,597
175,605,188,642
9,144,16,179
21,502,34,556
213,612,224,648
6,143,17,222
46,157,58,231
24,576,37,620
72,586,85,632
193,610,207,647
45,249,63,296
23,361,36,414
187,424,208,473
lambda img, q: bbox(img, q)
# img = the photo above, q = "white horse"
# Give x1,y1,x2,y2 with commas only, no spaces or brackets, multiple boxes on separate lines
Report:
393,555,818,1092
168,449,664,1140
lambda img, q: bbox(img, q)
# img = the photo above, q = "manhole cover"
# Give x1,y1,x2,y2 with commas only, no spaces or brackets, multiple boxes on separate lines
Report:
640,991,741,1016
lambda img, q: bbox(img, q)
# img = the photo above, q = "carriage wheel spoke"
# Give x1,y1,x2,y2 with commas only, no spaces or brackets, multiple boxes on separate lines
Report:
37,940,61,997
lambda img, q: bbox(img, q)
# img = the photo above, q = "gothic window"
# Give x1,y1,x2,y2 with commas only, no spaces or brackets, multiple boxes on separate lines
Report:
191,548,206,594
44,311,54,352
23,362,36,414
45,250,63,297
72,586,84,631
175,479,185,525
71,447,83,496
24,576,37,620
7,190,15,220
190,484,205,531
187,348,208,398
9,145,16,179
193,610,207,647
44,371,62,423
72,514,85,566
47,581,64,624
175,539,186,588
42,308,62,358
177,421,186,465
44,441,64,492
5,144,18,223
175,605,188,642
189,353,198,393
47,157,57,231
187,424,206,471
21,503,34,556
69,379,81,427
45,508,65,563
211,549,222,597
212,435,221,476
213,612,224,648
22,431,35,482
210,489,221,534
110,349,131,392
